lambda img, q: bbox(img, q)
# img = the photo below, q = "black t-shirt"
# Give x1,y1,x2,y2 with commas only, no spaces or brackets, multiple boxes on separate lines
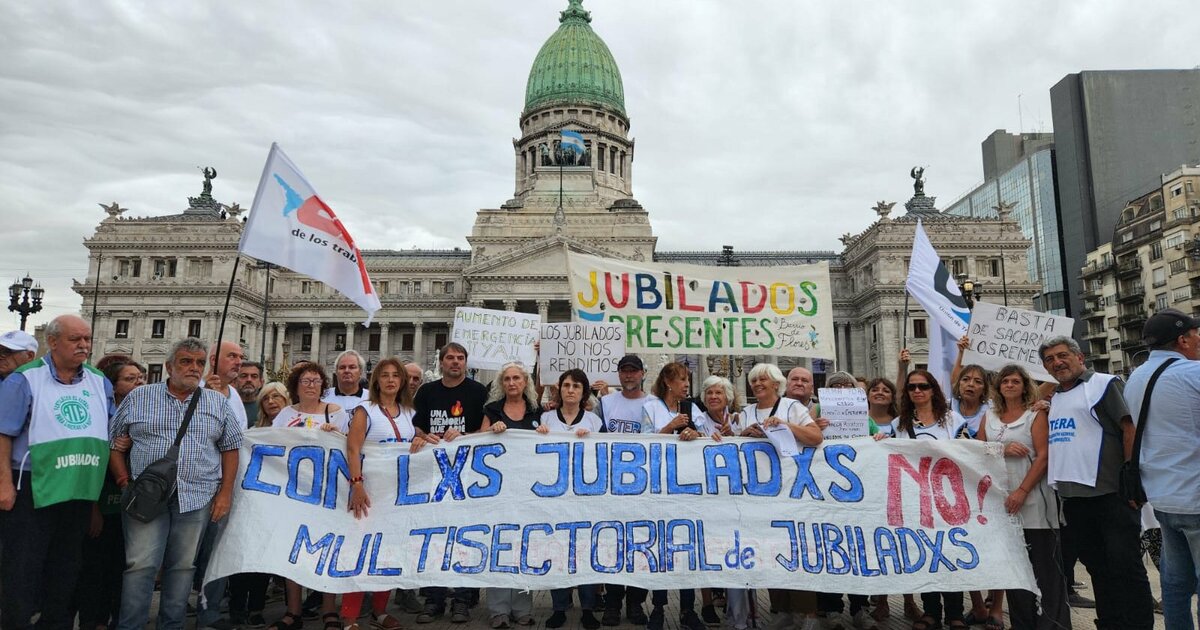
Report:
483,399,544,431
413,378,489,436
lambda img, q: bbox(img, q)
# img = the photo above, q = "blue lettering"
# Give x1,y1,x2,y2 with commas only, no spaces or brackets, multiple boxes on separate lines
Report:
323,448,351,510
610,442,648,495
289,524,334,575
490,523,519,574
788,448,823,500
468,443,505,498
665,444,701,495
573,442,609,495
452,524,489,574
624,520,659,573
531,443,570,497
327,534,369,578
703,443,743,494
286,446,324,506
410,526,446,572
824,445,864,502
242,444,284,495
742,442,781,496
396,454,430,505
432,446,470,502
520,523,553,575
555,521,591,574
367,532,402,576
948,527,979,569
591,521,625,574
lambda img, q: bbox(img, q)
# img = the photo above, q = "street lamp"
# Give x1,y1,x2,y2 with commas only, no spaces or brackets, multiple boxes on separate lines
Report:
8,274,44,331
956,274,982,309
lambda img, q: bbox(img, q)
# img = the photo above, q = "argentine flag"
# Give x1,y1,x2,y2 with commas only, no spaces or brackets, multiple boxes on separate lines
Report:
561,130,585,156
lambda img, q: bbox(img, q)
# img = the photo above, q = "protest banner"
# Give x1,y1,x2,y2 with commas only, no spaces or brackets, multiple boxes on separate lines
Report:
963,301,1074,382
566,252,834,357
538,322,625,386
816,388,870,440
204,428,1038,596
451,307,539,370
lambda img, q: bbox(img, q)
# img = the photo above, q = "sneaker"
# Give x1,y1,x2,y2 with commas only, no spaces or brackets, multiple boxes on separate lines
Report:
680,610,706,630
450,601,470,623
850,610,877,630
1067,590,1095,609
1070,580,1086,589
416,602,444,624
581,611,601,630
701,604,721,626
398,590,424,615
491,615,512,629
515,615,535,626
245,613,267,629
602,608,622,627
627,605,649,626
647,606,665,630
546,612,568,629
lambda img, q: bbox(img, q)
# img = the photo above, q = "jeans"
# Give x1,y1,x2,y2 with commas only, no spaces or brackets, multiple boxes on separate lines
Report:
551,586,596,612
651,589,695,612
118,498,212,630
1156,510,1200,630
423,586,476,608
1063,493,1154,630
0,474,91,630
603,584,647,610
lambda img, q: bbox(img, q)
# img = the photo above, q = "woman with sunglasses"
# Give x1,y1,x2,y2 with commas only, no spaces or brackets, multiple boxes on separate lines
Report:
975,364,1069,630
895,370,968,630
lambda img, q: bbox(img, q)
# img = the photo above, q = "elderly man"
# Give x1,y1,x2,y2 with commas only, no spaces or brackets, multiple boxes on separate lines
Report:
0,330,38,381
324,349,368,416
786,366,817,413
1040,335,1153,630
1124,309,1200,628
110,337,242,630
0,315,113,629
236,361,264,426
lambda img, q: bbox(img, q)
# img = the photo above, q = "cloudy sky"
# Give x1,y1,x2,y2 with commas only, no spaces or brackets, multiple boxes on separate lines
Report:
1,0,1194,330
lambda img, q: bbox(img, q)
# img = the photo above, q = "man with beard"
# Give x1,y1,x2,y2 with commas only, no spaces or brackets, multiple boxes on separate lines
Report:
235,361,263,426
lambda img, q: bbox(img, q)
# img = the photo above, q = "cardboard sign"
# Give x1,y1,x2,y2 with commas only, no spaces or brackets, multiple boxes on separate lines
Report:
963,302,1075,382
817,387,871,440
538,323,625,386
205,429,1039,595
451,307,539,370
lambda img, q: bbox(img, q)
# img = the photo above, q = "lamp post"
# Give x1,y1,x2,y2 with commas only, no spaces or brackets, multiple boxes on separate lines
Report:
956,273,982,310
8,275,44,331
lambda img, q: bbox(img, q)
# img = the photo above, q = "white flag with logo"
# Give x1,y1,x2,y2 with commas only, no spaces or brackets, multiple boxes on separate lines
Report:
905,219,970,394
239,144,380,323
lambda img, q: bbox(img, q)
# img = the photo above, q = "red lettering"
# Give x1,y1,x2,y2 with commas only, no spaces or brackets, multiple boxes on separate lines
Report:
676,276,703,312
931,458,970,525
886,454,933,528
740,282,767,314
605,273,630,308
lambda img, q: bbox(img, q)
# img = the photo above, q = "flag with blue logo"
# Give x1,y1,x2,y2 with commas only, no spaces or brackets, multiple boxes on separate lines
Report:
905,219,971,397
560,130,585,156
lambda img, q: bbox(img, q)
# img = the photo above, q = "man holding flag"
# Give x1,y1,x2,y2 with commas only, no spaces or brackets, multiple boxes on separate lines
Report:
904,219,971,397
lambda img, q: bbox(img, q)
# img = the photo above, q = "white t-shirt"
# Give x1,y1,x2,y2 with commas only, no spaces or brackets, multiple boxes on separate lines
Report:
641,398,705,434
874,416,899,437
273,404,350,431
598,391,654,433
539,408,605,434
323,386,368,420
891,411,968,440
741,397,815,428
953,399,989,438
354,402,416,444
201,381,248,430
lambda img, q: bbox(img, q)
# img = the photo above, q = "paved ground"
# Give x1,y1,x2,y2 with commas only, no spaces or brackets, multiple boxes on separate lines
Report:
175,560,1168,630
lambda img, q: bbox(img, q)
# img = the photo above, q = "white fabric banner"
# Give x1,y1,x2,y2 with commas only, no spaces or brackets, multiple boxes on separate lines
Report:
239,144,381,323
538,323,625,386
204,428,1038,596
964,301,1073,382
566,252,834,357
906,220,970,396
450,307,540,371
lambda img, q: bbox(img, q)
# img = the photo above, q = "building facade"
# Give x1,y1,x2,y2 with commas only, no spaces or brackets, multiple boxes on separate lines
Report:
1050,69,1200,318
1077,165,1200,374
72,0,1039,392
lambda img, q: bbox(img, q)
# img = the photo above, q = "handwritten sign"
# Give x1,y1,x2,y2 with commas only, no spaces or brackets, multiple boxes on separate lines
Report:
204,428,1038,596
567,252,834,357
817,388,870,439
451,307,539,370
538,323,625,386
963,302,1074,382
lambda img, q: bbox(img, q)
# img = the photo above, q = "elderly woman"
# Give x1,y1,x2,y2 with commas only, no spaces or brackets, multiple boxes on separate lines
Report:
256,381,290,427
976,364,1069,630
532,369,604,629
267,364,344,630
895,370,968,630
698,375,739,437
740,363,824,630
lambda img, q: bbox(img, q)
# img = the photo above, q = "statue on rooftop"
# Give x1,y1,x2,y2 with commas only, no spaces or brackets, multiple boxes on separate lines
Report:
910,167,925,196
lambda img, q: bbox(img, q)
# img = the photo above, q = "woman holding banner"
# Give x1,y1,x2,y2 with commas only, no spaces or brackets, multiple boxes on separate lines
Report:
895,370,969,630
739,363,824,630
976,364,1069,630
534,369,604,629
339,358,413,630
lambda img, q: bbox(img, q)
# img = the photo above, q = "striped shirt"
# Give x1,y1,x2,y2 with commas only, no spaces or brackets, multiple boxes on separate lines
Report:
110,382,243,513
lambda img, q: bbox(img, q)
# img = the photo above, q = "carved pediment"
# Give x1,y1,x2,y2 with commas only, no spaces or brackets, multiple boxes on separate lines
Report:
463,234,625,277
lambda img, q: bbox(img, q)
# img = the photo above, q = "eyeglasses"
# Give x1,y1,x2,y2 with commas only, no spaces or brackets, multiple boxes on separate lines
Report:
299,378,322,386
906,383,933,392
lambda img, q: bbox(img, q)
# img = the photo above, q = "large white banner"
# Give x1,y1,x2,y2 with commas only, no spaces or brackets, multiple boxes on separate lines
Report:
566,252,834,357
205,428,1038,595
964,301,1074,382
451,307,540,370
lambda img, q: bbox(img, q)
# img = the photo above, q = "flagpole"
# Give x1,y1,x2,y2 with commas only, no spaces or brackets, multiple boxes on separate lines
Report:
89,253,102,343
259,262,271,366
901,291,910,350
212,255,241,377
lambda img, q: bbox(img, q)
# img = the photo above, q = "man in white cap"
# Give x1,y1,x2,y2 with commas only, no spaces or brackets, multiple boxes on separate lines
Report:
0,331,38,382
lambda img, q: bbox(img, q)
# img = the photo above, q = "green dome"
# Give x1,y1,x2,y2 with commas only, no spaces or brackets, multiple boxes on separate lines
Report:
523,0,626,117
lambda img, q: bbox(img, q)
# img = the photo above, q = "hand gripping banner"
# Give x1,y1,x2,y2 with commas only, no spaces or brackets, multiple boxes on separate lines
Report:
205,428,1038,595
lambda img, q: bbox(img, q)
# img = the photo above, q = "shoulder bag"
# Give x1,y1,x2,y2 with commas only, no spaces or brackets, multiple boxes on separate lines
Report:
1118,358,1179,505
121,388,203,523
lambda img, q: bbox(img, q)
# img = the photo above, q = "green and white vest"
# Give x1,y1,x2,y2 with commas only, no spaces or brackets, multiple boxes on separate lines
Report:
17,359,110,508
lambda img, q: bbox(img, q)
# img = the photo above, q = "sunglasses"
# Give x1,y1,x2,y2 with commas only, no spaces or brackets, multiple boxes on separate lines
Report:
906,382,933,392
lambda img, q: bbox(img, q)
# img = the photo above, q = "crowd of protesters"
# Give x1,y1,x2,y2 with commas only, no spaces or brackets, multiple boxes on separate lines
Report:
0,308,1197,630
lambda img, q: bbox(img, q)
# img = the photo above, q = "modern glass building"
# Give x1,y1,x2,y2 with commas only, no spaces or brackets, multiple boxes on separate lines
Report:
944,148,1068,315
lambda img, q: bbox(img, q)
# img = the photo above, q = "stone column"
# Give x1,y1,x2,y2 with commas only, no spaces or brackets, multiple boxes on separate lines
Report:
835,322,849,373
92,313,107,359
379,322,390,357
503,299,517,311
344,321,356,353
413,322,425,369
131,311,146,362
536,299,550,322
273,323,285,372
310,322,322,364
